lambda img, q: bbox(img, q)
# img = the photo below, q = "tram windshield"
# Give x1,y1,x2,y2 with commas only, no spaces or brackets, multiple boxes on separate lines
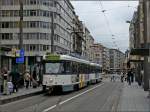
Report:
45,63,64,74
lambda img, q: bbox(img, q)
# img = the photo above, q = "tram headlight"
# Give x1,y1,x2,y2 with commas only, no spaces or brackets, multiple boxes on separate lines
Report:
49,78,53,83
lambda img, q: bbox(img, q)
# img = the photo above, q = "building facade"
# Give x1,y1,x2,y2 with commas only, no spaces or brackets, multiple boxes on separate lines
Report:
83,26,95,61
129,0,150,91
109,49,125,73
0,0,76,70
102,47,110,72
91,43,110,72
91,43,103,65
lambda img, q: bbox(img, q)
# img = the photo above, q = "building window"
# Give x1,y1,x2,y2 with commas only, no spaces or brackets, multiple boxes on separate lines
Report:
30,0,36,5
0,33,13,40
30,45,36,51
30,10,36,16
30,22,36,28
1,22,9,28
43,45,47,51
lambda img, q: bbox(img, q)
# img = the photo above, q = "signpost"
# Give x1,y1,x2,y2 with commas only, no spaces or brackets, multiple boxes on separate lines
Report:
16,49,24,64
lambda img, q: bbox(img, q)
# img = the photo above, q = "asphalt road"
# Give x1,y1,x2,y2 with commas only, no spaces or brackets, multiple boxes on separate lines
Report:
1,80,123,112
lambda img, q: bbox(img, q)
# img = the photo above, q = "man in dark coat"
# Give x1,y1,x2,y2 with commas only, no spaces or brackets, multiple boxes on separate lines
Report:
127,70,133,85
9,69,20,92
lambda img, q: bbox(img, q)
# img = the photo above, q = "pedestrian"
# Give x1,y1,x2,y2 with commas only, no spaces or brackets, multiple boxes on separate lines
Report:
32,67,37,81
9,68,20,93
138,70,143,86
2,67,8,95
131,71,134,83
127,70,132,85
124,72,127,81
32,78,38,88
39,66,43,86
110,74,113,82
36,65,41,87
121,73,124,83
0,68,4,94
37,74,40,87
111,74,115,82
24,70,30,89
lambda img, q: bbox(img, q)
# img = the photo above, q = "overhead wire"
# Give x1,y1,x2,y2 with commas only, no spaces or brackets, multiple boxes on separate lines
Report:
98,0,118,49
99,1,113,36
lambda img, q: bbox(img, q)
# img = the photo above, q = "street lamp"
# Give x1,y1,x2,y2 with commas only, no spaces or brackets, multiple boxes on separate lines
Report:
19,0,23,50
126,20,131,23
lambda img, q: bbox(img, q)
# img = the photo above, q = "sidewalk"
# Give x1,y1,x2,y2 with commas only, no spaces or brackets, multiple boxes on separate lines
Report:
0,87,43,105
117,82,150,112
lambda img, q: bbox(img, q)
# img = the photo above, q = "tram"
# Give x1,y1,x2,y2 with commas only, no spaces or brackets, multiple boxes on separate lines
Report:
42,54,102,92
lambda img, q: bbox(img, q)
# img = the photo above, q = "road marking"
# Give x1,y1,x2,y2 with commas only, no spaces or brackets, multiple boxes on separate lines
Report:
43,83,104,112
43,105,57,112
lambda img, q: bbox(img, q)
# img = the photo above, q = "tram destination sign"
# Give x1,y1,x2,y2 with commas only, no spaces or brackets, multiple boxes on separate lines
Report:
45,54,60,61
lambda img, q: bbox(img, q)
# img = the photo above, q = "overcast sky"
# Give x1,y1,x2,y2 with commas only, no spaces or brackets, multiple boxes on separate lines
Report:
71,1,139,53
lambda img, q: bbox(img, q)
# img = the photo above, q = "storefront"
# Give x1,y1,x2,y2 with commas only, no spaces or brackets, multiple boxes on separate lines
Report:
0,46,12,70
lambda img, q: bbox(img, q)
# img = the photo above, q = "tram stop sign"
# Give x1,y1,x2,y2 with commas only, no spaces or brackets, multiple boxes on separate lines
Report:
16,49,25,64
20,49,24,57
16,57,24,64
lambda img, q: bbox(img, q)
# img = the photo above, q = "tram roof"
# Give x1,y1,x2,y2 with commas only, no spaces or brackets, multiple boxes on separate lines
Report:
43,54,102,67
90,62,102,67
60,55,90,64
43,54,90,64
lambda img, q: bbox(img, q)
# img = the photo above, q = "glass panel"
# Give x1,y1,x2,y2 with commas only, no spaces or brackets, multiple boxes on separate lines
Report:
45,63,64,74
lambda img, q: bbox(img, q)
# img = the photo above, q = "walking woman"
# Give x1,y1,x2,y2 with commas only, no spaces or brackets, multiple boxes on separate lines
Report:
2,67,8,95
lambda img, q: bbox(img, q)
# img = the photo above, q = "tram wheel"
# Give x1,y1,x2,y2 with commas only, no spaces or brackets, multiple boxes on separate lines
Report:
42,85,46,92
48,87,53,94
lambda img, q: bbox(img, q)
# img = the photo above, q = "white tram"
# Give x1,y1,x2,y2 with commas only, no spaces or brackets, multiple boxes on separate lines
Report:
42,54,102,92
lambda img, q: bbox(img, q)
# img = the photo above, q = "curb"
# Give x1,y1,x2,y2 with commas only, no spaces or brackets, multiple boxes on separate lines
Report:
0,90,43,105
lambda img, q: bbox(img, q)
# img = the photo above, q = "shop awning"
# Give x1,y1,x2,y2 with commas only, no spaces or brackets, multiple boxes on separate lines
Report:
130,48,149,56
129,55,144,62
0,46,11,52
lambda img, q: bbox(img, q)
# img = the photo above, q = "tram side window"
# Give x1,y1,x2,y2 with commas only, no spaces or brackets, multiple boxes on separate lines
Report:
78,63,83,74
95,67,102,73
78,64,87,74
72,62,78,74
95,68,98,73
63,61,72,74
87,65,90,74
90,66,94,73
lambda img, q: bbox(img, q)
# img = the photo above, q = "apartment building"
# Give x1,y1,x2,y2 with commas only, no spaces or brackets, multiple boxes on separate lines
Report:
0,0,75,70
71,15,84,57
109,49,125,73
83,26,95,61
103,47,110,72
91,43,103,65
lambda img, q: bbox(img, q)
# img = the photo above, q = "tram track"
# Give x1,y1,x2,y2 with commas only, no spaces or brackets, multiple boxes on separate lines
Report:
1,80,123,112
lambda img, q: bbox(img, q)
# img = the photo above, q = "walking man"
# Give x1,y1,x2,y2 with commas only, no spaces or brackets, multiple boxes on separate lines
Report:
131,71,134,83
127,70,133,85
0,68,4,94
9,68,20,93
